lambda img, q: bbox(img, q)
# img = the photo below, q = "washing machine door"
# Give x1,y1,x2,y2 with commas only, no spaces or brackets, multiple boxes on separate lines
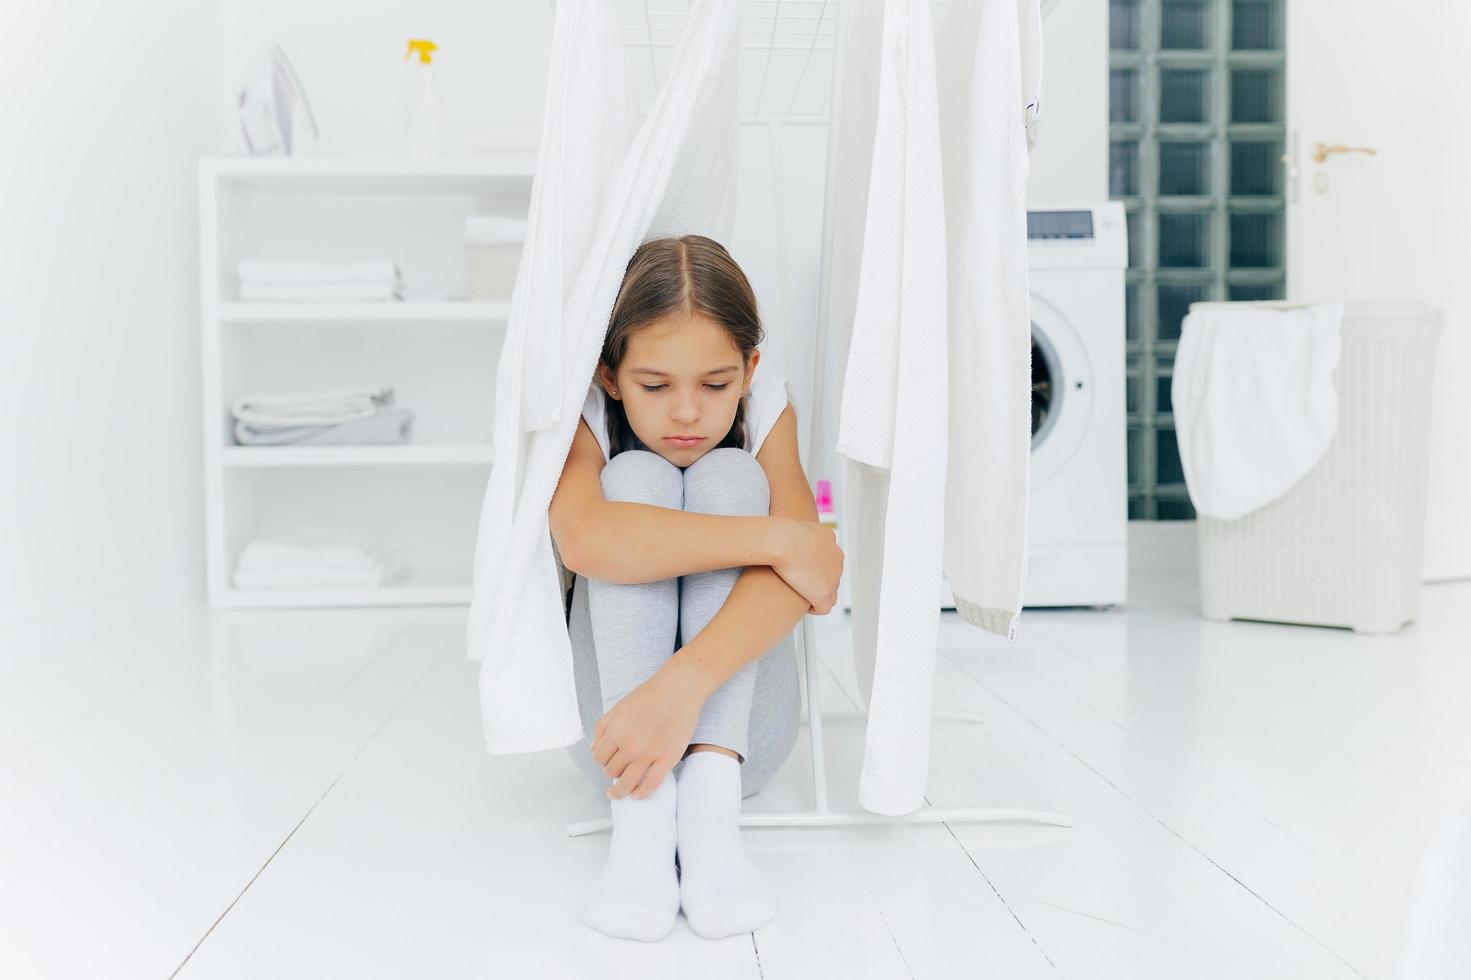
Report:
1030,292,1093,490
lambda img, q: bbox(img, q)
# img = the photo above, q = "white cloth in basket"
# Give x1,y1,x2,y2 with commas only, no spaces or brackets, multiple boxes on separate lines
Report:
1172,302,1345,519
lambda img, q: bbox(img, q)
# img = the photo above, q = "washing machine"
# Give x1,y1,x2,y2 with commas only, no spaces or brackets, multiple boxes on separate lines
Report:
937,201,1129,611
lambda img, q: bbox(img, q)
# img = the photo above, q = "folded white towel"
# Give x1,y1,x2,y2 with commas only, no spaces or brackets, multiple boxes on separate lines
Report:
232,407,415,446
232,528,409,589
231,385,393,427
243,526,383,560
237,258,402,286
233,559,408,589
239,281,404,302
1172,302,1345,519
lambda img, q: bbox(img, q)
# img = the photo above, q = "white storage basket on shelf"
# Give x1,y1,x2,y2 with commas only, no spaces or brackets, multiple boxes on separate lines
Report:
464,215,525,300
1191,300,1443,634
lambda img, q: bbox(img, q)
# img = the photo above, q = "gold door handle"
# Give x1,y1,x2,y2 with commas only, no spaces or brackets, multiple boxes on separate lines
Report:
1311,141,1378,164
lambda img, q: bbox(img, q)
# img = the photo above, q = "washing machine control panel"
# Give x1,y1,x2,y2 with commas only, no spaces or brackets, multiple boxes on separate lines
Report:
1026,202,1128,269
1028,210,1095,240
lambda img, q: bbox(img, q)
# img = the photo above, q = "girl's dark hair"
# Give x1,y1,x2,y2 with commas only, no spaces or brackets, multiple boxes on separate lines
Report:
600,235,765,457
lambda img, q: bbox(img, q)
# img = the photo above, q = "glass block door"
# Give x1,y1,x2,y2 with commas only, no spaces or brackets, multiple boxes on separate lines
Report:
1109,0,1287,519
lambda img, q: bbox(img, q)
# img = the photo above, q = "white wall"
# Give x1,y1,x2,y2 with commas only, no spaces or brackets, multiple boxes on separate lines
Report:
218,0,555,157
1283,0,1471,581
0,1,222,632
1027,0,1109,206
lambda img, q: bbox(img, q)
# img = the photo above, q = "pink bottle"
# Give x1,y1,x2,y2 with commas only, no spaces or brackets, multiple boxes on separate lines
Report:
815,479,837,527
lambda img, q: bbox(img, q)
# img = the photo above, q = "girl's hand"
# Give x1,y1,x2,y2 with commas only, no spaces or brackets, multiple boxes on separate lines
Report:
591,662,706,800
769,517,844,615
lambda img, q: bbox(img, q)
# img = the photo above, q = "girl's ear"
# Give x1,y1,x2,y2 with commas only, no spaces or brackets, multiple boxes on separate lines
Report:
597,363,619,400
743,348,760,397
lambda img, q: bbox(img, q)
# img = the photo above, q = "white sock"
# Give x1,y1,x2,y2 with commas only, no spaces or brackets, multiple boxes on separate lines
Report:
675,751,776,939
577,770,679,942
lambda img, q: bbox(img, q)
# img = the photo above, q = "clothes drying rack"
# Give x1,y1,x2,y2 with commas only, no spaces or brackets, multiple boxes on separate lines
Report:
566,0,1071,837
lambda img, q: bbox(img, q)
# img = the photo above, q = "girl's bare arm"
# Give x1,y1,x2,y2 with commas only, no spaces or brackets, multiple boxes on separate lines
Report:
549,417,786,584
574,504,782,584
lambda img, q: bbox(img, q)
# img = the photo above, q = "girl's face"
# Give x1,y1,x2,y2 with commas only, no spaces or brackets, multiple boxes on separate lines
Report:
599,311,758,468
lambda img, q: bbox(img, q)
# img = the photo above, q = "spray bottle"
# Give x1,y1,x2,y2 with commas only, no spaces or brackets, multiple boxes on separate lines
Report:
404,39,443,159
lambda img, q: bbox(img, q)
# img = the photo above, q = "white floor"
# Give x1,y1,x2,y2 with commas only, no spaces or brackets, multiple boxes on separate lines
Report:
2,526,1470,979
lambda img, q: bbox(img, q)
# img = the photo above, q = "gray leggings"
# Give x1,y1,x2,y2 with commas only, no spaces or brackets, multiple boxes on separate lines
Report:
563,447,802,800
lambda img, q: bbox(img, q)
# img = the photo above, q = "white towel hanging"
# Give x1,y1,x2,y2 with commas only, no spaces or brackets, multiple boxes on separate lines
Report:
468,0,744,755
833,0,952,817
513,0,637,434
824,0,1042,815
935,0,1040,640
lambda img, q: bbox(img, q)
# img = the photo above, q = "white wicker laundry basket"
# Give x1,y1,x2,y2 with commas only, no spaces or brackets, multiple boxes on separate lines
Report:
1191,300,1443,634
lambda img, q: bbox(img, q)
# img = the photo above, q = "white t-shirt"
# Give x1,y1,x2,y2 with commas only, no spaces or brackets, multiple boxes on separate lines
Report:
579,368,795,462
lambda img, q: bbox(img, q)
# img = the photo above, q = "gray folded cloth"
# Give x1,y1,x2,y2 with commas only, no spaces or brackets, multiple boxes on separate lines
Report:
232,385,394,427
233,407,416,446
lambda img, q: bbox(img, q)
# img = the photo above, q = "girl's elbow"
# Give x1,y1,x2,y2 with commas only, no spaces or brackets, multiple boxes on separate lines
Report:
550,519,588,578
558,544,585,579
555,530,617,583
564,542,641,585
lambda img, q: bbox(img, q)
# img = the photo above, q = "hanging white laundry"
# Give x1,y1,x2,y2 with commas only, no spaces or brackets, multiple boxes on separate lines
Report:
1171,302,1345,520
830,0,951,817
513,0,636,434
935,0,1042,640
824,0,1042,815
467,0,743,755
1018,0,1045,152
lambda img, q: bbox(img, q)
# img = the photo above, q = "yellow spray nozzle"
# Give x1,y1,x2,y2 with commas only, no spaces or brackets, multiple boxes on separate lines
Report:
404,39,438,64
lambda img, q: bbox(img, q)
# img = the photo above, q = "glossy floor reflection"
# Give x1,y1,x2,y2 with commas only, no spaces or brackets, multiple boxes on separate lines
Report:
1,525,1468,978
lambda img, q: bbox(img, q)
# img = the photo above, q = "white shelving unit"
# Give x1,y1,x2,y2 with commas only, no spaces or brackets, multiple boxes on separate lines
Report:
198,155,533,608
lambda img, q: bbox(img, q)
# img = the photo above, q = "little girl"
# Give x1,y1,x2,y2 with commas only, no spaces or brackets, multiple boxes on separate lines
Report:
547,235,844,942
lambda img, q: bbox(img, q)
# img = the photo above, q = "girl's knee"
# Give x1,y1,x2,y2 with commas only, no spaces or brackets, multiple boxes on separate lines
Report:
691,446,764,476
684,447,769,516
600,449,682,507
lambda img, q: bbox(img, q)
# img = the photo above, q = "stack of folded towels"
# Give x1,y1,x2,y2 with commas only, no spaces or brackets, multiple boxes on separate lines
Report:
237,258,405,302
231,384,415,446
233,527,410,590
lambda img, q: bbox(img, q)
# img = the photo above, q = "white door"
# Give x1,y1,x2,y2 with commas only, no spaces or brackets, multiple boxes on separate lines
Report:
1285,0,1471,581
